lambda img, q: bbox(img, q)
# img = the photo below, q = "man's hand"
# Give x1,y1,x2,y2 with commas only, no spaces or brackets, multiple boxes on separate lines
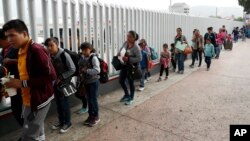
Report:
5,79,22,88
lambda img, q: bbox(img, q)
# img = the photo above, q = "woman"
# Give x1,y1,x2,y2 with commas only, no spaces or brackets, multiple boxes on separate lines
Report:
45,37,76,133
190,29,203,68
118,30,142,105
216,28,224,59
174,28,187,74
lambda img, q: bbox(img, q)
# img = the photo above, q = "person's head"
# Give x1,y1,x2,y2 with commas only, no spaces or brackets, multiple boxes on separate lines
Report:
194,29,200,36
0,28,10,48
207,27,212,33
228,34,232,37
163,43,168,51
44,37,59,55
176,28,182,35
127,30,139,44
170,43,175,48
2,19,29,49
219,28,223,33
222,25,225,28
138,39,147,48
206,38,211,44
80,42,94,57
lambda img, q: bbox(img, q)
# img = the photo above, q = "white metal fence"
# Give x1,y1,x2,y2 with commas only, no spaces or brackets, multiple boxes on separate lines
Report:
0,0,244,76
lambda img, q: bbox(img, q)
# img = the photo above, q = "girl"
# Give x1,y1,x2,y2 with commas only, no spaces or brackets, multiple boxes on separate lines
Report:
78,42,101,127
170,43,176,72
158,44,171,81
118,30,142,105
204,38,215,71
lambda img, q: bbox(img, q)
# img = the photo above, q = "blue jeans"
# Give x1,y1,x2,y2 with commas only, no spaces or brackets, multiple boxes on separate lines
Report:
54,86,71,125
205,56,212,68
177,53,185,71
119,66,135,100
140,68,147,87
215,45,221,58
85,81,99,117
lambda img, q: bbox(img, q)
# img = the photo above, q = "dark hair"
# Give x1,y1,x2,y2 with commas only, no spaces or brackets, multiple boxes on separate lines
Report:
128,30,139,41
163,43,168,48
170,43,175,47
0,29,7,40
80,42,94,51
207,27,212,31
44,37,59,47
2,19,29,36
177,27,182,32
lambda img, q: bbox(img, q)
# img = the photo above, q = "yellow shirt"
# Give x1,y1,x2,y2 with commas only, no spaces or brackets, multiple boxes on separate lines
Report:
18,39,32,106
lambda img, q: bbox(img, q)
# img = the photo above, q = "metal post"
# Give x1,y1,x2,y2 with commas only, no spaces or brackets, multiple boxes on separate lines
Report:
70,0,77,52
42,0,49,39
62,0,69,50
52,0,59,38
16,0,25,20
2,0,11,22
27,0,37,41
79,0,84,44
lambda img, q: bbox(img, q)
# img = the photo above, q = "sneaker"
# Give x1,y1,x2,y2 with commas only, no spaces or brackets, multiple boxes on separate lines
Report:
157,77,162,82
147,77,151,81
125,99,134,105
84,116,92,125
164,77,168,80
189,65,194,68
173,69,176,72
138,87,144,91
144,80,148,84
51,122,63,130
180,71,184,74
198,64,201,67
59,123,72,133
84,116,100,127
78,107,88,115
120,96,130,102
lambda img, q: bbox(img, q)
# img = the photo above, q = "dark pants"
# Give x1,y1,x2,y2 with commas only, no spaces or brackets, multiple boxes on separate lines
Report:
177,53,185,71
159,64,169,77
145,71,151,79
54,86,71,125
85,81,99,117
191,49,203,66
119,66,135,100
205,56,212,68
10,89,24,127
171,57,176,70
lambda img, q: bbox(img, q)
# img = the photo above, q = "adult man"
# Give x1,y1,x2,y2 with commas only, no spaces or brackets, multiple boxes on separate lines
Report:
0,29,23,127
3,19,56,141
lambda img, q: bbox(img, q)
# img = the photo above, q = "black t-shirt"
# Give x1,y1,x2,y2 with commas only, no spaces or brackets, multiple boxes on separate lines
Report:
204,33,216,47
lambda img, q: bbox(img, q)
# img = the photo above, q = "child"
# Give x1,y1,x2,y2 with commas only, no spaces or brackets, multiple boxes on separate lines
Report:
158,44,171,81
170,43,176,72
138,44,149,91
204,38,215,71
79,42,100,127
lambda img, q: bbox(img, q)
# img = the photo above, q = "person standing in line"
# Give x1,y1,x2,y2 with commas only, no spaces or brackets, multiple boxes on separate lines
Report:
44,37,76,133
204,38,215,71
190,29,204,68
118,31,142,105
174,27,187,74
3,19,56,141
158,44,171,82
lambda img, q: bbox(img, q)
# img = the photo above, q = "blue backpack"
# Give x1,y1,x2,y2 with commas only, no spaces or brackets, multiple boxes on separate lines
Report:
149,47,158,60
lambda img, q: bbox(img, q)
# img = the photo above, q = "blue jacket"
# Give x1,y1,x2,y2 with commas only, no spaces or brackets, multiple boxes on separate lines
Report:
204,43,215,57
140,50,148,69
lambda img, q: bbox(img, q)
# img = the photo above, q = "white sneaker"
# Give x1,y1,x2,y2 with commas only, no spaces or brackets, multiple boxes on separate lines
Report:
138,87,145,91
144,80,148,84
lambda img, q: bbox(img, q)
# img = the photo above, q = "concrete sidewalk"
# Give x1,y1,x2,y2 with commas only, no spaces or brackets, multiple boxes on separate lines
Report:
1,40,249,141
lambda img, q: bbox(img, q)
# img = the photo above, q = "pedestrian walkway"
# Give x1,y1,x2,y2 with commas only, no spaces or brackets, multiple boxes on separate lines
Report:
1,40,249,141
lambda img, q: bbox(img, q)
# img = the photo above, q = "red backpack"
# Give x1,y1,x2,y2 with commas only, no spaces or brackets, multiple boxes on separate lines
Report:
89,55,109,83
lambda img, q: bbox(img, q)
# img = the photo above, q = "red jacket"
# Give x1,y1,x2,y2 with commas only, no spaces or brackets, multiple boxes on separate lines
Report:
22,41,57,111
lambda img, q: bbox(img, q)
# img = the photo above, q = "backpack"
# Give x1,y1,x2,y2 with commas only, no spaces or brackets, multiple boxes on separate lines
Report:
89,55,109,83
149,47,158,60
60,49,80,76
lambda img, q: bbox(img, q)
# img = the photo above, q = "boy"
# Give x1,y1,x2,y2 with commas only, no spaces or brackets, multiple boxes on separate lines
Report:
204,38,215,71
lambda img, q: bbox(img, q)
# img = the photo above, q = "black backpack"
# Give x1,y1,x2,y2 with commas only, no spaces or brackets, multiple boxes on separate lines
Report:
89,55,109,83
60,49,80,76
